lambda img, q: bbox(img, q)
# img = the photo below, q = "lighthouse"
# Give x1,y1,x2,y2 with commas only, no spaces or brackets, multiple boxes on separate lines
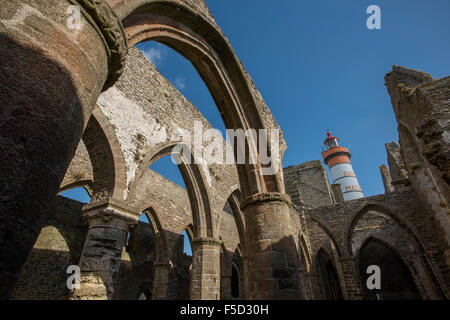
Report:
321,132,364,201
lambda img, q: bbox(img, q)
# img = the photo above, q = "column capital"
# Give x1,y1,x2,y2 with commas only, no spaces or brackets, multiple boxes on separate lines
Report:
191,237,223,247
82,197,140,230
240,192,291,210
339,256,356,263
70,0,128,90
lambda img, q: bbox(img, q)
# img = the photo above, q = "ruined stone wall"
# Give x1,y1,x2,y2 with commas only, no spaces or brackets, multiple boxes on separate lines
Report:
350,212,438,299
130,168,241,265
9,190,205,300
9,196,156,300
303,191,450,299
114,221,157,300
53,45,244,299
218,211,240,255
306,222,338,299
108,0,287,161
10,196,87,300
284,160,335,209
385,66,450,251
97,47,239,229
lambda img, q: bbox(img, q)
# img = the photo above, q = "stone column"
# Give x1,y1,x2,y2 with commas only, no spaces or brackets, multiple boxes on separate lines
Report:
298,267,314,300
71,198,139,300
221,275,232,300
0,0,126,299
242,193,300,300
241,255,249,299
152,263,170,300
307,272,323,299
190,237,221,300
339,256,362,300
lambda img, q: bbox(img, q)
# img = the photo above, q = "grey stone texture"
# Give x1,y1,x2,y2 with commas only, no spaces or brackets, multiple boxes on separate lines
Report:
1,0,449,301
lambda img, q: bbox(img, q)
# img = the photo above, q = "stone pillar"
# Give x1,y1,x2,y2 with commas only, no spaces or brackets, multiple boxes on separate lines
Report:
308,272,324,299
152,263,170,300
242,193,300,300
0,0,126,299
298,268,314,300
241,255,249,299
339,256,362,300
221,275,232,300
190,238,221,300
71,199,139,300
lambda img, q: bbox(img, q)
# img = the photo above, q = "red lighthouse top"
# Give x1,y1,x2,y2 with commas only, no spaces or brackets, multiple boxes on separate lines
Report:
324,132,339,145
324,132,340,150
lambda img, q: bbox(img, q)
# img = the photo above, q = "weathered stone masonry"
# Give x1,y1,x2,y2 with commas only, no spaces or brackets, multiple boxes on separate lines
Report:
0,0,449,300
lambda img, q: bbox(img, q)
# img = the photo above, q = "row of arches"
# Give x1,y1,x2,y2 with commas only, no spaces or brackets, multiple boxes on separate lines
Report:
314,238,420,300
43,102,449,301
0,0,297,299
3,0,448,300
308,200,446,300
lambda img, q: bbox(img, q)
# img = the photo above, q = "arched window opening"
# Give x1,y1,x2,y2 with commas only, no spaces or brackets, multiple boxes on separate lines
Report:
136,41,227,138
169,228,193,300
59,187,91,204
317,249,343,300
223,200,234,216
231,263,240,299
118,211,157,300
182,229,192,257
359,239,420,300
150,155,186,189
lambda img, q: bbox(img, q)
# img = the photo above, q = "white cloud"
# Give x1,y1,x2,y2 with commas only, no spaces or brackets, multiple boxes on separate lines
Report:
141,44,166,66
174,76,186,90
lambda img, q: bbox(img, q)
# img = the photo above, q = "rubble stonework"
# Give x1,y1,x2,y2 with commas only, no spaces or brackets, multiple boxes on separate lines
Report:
0,0,449,300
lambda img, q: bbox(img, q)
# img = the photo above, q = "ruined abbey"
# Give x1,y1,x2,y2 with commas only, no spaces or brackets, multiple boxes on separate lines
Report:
0,0,449,300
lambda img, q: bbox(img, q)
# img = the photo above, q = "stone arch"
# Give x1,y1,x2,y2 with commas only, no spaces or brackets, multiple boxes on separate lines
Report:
82,107,127,201
344,201,427,257
129,142,214,239
357,237,422,300
116,0,284,198
219,243,232,299
355,233,433,299
310,217,343,257
299,233,312,272
296,233,313,299
232,247,245,299
345,200,447,298
222,188,247,252
141,207,169,265
231,261,241,299
315,247,344,300
59,180,94,197
183,224,195,245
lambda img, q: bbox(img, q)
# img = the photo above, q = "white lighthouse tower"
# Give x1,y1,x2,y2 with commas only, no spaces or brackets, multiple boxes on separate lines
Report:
321,132,364,201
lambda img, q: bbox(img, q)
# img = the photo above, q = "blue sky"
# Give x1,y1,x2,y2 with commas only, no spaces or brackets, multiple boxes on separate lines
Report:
135,0,450,196
62,0,449,256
